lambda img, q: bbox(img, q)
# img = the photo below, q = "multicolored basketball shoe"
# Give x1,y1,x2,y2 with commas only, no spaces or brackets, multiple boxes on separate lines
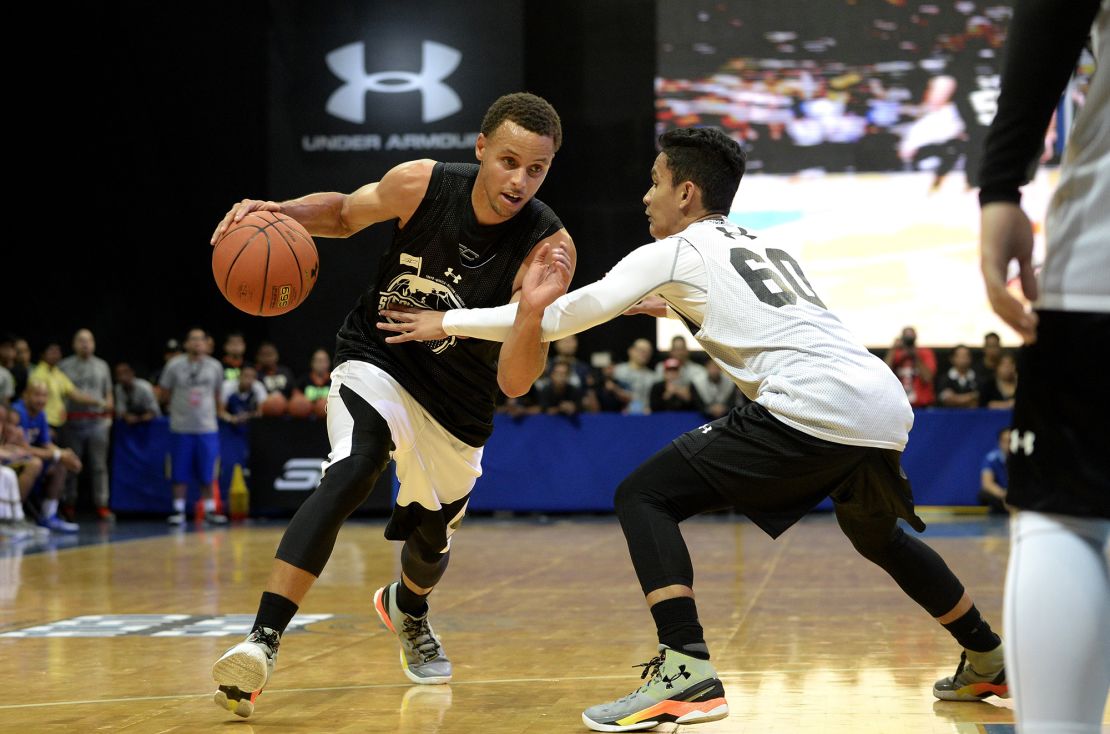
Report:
373,581,452,684
582,646,729,732
211,626,279,718
933,645,1009,701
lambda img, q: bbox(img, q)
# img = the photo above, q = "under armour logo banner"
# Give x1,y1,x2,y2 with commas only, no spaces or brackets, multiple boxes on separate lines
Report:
326,41,462,124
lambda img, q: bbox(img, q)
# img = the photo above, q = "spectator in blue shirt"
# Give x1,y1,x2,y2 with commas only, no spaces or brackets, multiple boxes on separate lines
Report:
979,428,1009,514
11,381,82,532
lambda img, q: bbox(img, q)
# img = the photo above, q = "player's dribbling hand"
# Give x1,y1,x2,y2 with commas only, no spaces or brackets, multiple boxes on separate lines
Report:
210,199,284,245
377,306,450,344
521,243,572,313
980,202,1039,343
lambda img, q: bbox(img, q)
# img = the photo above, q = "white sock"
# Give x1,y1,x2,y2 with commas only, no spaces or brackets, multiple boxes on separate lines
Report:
203,497,216,513
42,499,59,518
173,498,186,513
1005,510,1110,734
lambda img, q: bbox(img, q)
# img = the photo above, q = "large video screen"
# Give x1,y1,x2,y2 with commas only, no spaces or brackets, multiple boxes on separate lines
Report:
656,0,1087,349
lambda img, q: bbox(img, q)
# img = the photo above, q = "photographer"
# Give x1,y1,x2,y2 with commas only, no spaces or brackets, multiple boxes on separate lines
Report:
884,326,937,408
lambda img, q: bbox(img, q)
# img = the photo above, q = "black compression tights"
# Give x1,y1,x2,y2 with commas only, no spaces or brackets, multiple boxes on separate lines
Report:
615,443,965,617
275,386,392,577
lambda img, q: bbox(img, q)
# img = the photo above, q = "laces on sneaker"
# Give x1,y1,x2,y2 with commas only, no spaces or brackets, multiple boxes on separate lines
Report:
402,616,442,663
249,627,281,657
950,651,968,681
625,653,667,696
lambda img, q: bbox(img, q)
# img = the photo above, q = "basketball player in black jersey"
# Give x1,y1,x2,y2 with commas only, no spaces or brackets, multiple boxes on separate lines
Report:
205,93,576,719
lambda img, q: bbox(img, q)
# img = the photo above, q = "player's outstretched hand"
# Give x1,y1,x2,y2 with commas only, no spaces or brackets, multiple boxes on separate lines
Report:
980,202,1038,343
210,199,284,245
521,243,572,313
377,305,449,344
623,295,669,318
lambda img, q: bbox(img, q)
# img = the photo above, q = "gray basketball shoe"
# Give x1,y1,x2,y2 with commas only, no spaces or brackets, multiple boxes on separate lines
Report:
582,646,728,732
933,644,1009,701
373,581,452,684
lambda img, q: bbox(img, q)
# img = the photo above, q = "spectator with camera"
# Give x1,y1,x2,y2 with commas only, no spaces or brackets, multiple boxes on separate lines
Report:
884,326,937,408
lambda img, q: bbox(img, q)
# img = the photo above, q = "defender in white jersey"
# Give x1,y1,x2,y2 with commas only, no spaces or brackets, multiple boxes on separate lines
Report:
381,128,1009,731
979,1,1109,731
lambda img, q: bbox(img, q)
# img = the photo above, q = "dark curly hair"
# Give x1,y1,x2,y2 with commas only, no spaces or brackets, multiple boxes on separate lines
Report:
481,92,562,151
658,127,746,213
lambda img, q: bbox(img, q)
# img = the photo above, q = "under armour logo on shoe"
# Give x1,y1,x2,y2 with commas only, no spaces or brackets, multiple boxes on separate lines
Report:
698,424,713,434
662,664,692,689
326,41,462,124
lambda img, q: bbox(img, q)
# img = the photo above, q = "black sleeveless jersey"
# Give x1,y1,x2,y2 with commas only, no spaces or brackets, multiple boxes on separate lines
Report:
334,162,563,447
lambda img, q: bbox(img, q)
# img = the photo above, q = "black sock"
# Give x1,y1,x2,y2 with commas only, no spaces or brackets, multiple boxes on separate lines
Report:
395,581,430,617
942,605,1001,652
650,596,709,660
253,591,299,637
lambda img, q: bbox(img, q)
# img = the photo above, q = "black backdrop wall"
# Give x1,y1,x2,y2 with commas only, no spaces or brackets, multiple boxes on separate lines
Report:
15,1,656,378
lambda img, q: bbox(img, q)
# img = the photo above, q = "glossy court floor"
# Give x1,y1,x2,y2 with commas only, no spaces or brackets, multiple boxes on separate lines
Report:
1,512,1106,733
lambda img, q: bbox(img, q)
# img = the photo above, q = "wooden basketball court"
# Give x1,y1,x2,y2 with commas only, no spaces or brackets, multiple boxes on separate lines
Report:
1,513,1105,733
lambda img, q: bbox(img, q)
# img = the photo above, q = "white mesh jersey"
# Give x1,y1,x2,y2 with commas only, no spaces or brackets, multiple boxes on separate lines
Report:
1042,0,1110,313
443,217,914,450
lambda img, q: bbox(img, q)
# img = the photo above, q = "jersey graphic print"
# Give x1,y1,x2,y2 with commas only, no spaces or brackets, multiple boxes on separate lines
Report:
378,253,464,354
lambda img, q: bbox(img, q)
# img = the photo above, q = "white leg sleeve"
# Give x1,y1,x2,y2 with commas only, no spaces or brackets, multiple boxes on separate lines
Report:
1005,510,1110,734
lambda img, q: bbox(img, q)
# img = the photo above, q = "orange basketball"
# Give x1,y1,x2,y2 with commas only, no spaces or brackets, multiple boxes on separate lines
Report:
212,211,319,316
287,392,313,419
260,392,288,417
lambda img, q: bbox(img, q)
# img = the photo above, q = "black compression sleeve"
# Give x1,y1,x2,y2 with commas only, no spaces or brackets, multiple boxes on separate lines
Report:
978,0,1100,206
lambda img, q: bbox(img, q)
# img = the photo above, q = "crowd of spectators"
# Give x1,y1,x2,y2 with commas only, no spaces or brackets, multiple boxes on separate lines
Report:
0,328,335,534
0,323,1016,533
884,326,1017,409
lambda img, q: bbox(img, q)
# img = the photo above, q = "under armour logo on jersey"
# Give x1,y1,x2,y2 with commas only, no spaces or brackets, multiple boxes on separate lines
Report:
1010,429,1036,456
717,225,756,241
325,41,462,124
698,423,713,434
444,267,462,284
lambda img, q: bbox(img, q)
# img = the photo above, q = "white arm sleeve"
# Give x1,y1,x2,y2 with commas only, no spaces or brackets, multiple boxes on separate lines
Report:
442,240,682,343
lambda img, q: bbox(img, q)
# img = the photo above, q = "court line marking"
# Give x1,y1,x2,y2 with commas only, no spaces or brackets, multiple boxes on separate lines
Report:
0,665,967,710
